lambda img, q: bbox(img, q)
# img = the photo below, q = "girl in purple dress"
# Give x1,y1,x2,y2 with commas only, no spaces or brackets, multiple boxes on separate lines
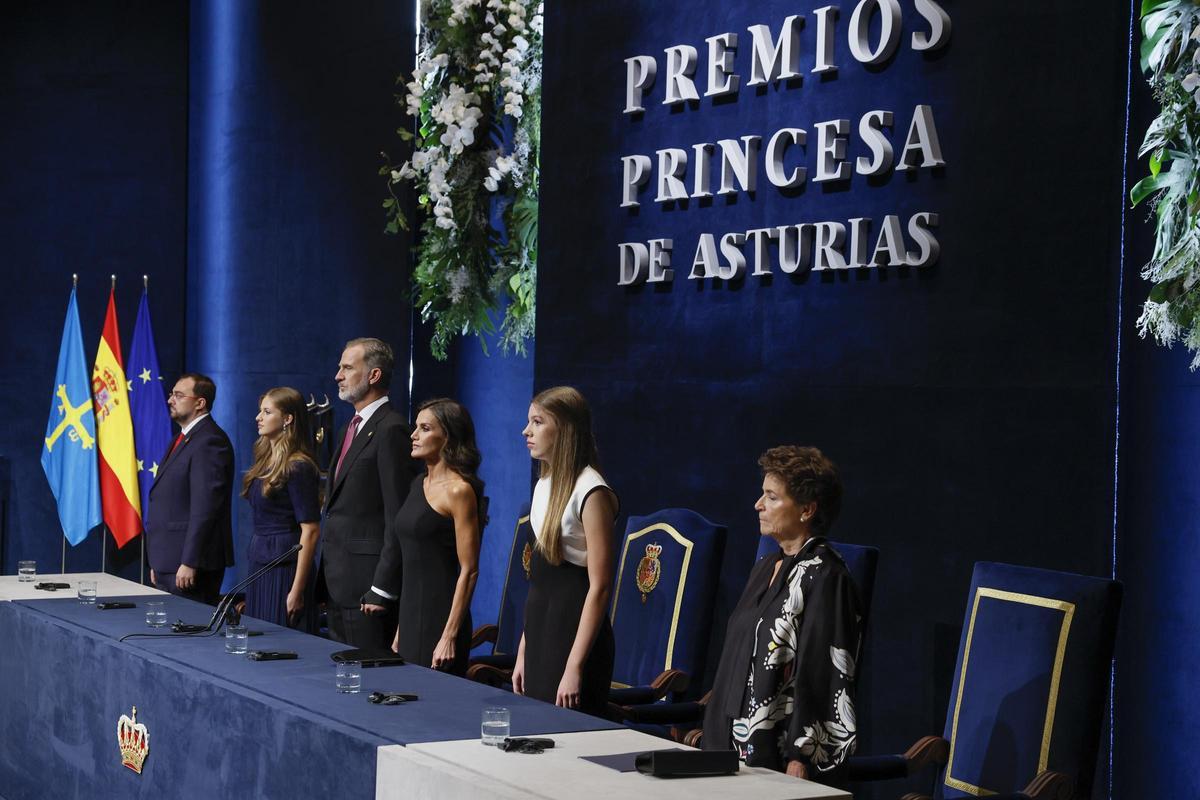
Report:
241,387,320,628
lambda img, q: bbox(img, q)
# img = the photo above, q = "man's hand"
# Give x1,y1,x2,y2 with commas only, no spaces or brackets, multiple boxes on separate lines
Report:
786,760,809,780
360,602,388,616
175,564,196,591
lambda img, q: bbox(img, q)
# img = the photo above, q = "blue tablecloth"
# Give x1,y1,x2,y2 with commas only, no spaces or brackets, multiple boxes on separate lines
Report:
0,593,619,800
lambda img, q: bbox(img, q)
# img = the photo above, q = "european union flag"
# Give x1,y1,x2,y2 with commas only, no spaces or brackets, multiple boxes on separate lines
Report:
41,286,102,546
128,288,172,513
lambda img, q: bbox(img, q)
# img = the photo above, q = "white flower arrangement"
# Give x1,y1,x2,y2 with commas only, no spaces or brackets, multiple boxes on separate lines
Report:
383,0,543,359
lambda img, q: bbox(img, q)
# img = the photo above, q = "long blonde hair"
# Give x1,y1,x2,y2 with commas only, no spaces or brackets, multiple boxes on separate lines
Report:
533,386,599,565
241,387,317,497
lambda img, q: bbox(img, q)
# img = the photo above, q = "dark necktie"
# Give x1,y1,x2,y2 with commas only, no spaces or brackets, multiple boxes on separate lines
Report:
335,415,362,479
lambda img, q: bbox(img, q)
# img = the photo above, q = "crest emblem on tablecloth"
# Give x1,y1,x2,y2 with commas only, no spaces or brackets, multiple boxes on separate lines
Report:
521,542,532,580
636,543,663,603
117,706,149,774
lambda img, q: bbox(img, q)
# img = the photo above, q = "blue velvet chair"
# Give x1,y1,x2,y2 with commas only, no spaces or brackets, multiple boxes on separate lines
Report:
847,561,1122,800
466,507,534,684
619,537,879,739
606,509,727,705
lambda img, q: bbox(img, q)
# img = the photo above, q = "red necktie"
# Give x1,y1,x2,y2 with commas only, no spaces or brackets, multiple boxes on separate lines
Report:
167,432,184,458
335,415,362,479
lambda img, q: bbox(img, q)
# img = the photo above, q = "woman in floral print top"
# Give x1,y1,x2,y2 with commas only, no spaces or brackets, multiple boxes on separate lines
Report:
702,446,863,784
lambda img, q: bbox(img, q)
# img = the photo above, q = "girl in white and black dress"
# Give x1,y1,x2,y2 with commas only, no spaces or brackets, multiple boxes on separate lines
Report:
512,386,618,715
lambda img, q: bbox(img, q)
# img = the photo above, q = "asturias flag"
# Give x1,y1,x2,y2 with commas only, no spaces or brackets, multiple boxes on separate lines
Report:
127,288,172,516
41,286,102,546
92,287,143,548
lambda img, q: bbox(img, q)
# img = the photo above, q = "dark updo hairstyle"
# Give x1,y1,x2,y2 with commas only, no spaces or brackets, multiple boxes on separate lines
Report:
757,445,842,536
417,397,487,524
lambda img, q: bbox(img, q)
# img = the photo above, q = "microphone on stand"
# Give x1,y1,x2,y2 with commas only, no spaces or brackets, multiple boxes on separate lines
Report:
170,543,303,633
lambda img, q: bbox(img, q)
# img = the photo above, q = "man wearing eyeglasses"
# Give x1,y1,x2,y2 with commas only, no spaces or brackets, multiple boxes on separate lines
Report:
144,373,235,604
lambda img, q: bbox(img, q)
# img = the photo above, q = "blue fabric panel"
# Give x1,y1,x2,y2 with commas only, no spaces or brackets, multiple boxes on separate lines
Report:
15,594,620,743
0,2,189,581
944,599,1063,795
610,509,725,692
453,331,536,640
185,0,416,591
494,507,534,655
938,563,1121,800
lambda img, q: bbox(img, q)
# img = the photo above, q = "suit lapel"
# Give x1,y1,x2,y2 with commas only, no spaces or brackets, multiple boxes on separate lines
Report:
151,417,207,491
328,403,389,504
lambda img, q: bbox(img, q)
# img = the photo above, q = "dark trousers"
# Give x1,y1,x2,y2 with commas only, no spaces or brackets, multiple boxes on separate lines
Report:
154,567,224,606
327,604,397,650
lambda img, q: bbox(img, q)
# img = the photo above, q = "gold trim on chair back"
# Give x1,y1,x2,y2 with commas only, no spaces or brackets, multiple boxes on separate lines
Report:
944,587,1076,797
494,515,531,655
610,522,694,673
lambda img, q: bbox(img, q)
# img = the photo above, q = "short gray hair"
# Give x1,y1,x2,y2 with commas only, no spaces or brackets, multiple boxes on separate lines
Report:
345,337,394,390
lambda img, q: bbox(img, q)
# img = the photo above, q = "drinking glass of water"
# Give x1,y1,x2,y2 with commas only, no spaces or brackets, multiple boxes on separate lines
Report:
335,660,362,693
145,601,167,628
17,561,36,582
77,580,97,605
481,707,510,745
225,624,248,654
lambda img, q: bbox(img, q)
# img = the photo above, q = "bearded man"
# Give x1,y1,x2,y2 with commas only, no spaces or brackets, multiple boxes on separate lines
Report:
320,338,415,648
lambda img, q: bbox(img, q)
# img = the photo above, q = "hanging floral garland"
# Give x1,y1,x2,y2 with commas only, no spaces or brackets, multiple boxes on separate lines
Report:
1133,0,1200,368
383,0,543,359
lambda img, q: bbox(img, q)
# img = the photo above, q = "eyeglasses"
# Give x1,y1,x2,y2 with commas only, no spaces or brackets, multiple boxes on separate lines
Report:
367,691,418,705
497,737,554,754
170,392,198,400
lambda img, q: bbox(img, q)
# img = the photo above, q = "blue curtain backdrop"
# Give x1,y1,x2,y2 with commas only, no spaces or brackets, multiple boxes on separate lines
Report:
0,1,189,578
1,1,415,585
1116,44,1198,798
186,0,415,589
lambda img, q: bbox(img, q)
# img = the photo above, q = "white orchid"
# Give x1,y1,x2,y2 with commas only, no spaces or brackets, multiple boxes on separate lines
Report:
383,0,541,356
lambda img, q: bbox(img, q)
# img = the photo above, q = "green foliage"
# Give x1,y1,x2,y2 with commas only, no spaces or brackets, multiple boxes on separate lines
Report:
1134,0,1200,368
382,0,542,360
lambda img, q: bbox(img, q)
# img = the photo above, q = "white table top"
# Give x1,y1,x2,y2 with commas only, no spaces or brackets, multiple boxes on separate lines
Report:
377,728,851,800
0,572,165,601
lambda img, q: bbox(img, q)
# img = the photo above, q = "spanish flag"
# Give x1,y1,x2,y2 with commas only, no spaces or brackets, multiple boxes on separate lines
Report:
92,287,142,547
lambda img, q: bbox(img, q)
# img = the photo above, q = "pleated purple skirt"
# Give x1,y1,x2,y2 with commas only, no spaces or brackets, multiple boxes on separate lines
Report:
243,560,308,629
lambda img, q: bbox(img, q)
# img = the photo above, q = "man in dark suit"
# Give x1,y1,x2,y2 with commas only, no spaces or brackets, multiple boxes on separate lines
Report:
321,337,415,648
145,372,234,605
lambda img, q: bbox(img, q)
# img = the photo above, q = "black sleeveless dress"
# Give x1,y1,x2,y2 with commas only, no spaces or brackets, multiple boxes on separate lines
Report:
523,549,615,716
394,474,471,674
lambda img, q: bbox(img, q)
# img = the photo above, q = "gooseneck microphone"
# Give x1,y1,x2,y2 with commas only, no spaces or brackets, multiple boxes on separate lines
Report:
118,544,302,642
173,543,304,633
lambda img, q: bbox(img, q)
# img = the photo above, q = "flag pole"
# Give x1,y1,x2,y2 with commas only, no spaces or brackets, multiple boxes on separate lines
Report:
102,274,114,576
141,273,148,585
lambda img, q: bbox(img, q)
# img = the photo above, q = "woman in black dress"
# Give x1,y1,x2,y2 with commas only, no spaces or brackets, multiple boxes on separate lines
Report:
703,446,863,784
241,387,320,628
513,386,618,715
362,398,483,674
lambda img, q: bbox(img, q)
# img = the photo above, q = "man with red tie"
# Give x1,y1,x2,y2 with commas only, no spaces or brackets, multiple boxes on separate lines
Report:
321,338,415,648
144,373,234,604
